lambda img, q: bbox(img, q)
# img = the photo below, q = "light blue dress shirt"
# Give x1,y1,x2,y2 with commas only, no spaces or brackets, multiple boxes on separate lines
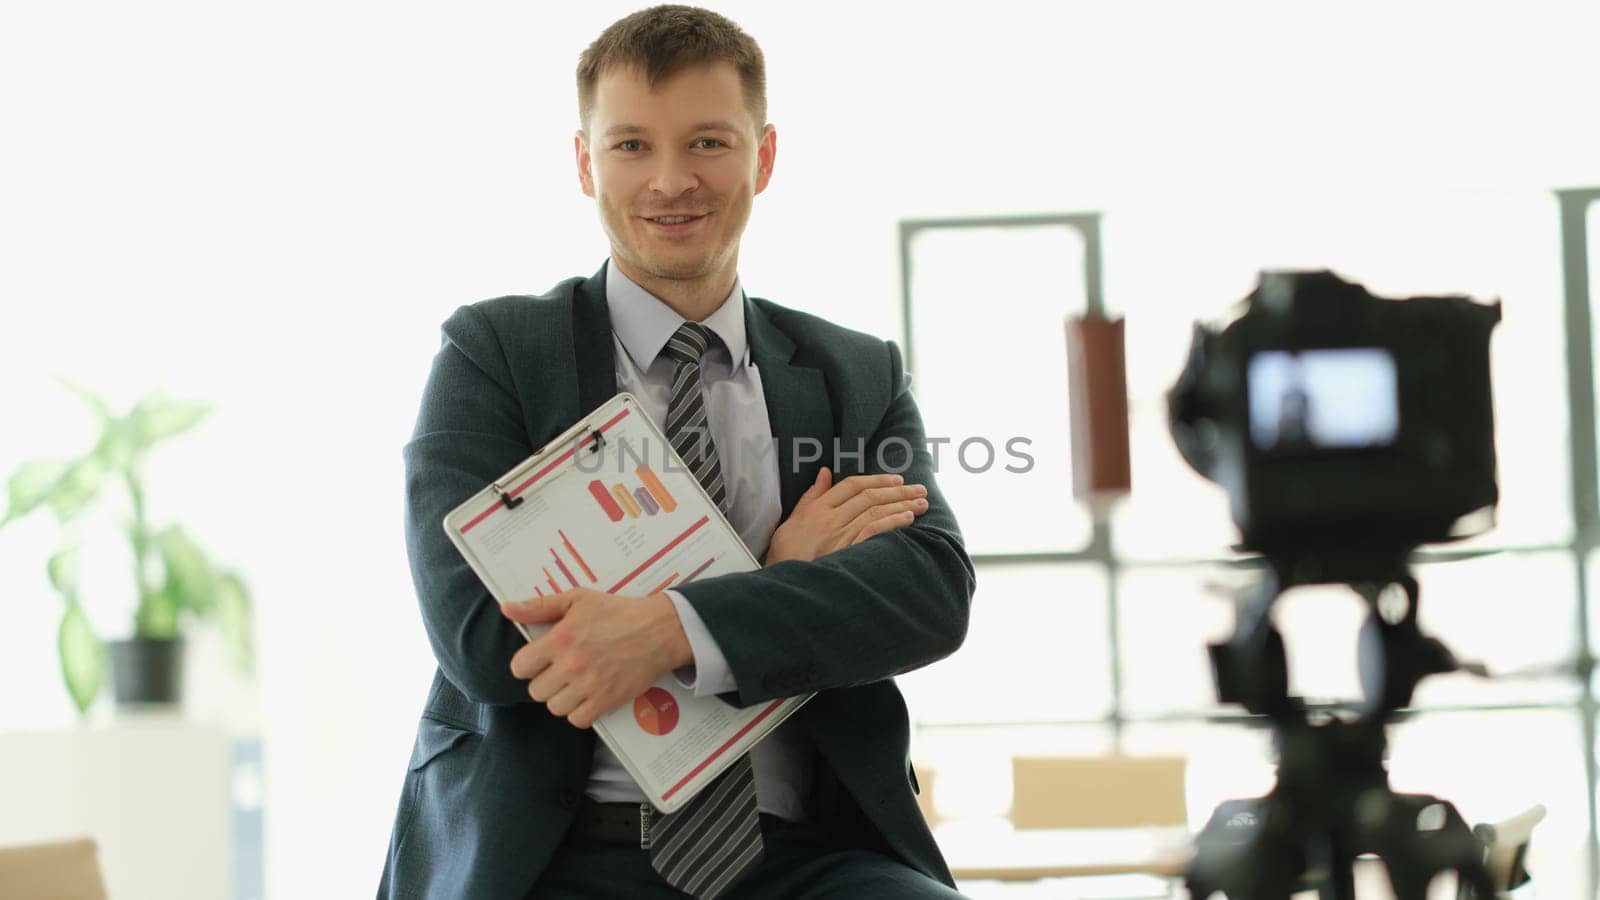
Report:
584,262,811,821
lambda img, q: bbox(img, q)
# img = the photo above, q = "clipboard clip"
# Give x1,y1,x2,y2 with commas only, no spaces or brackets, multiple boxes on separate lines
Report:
491,481,524,511
587,427,606,454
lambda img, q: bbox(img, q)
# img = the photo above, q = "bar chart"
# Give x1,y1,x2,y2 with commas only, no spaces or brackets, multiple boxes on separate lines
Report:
588,465,680,523
529,529,598,599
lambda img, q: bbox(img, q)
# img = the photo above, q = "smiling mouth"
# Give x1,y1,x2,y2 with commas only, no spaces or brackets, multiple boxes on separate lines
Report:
642,213,709,224
640,212,711,235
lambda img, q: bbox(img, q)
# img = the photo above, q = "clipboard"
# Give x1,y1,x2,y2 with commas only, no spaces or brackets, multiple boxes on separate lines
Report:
442,392,811,812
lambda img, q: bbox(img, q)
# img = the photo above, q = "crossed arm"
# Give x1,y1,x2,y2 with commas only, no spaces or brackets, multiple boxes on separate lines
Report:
503,469,933,728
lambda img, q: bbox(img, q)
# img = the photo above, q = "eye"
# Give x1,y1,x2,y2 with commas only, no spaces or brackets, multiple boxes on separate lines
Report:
694,138,727,150
617,139,645,152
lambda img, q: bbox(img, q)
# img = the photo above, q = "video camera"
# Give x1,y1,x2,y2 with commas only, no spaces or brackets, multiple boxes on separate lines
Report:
1169,269,1500,579
1167,270,1506,899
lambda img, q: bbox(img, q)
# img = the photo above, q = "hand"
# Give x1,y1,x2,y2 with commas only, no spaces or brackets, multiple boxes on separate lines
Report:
762,470,928,566
502,588,692,729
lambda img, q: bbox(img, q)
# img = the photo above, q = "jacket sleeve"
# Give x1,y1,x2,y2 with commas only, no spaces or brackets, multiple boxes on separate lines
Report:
402,304,537,706
674,340,976,705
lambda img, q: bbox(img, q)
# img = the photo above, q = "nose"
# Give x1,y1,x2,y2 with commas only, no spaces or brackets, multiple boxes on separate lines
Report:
648,148,699,198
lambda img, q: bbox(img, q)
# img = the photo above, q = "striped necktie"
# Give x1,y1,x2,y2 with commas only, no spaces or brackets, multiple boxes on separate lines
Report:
648,321,764,899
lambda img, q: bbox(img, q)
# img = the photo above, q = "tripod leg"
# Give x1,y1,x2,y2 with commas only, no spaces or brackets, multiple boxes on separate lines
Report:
1315,871,1356,900
1312,834,1356,900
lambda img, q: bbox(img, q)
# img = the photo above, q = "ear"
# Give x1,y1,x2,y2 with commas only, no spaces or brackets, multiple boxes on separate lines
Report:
575,130,596,198
754,124,777,196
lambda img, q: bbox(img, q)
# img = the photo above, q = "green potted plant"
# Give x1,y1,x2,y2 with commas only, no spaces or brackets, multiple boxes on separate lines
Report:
1,380,254,713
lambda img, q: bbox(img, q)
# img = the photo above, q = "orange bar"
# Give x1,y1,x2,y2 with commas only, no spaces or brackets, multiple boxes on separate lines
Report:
649,573,679,595
560,529,596,583
612,483,642,519
637,465,678,513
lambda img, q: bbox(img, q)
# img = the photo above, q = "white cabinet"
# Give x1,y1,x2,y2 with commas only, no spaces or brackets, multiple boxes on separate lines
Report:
0,716,250,900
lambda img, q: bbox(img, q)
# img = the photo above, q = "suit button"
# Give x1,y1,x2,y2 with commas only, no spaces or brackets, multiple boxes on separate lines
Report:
558,788,579,809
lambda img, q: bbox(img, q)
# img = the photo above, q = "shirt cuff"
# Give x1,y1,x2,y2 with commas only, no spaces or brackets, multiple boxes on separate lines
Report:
667,589,739,697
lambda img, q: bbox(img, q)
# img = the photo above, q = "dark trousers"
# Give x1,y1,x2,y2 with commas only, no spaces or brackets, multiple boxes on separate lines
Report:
529,814,968,899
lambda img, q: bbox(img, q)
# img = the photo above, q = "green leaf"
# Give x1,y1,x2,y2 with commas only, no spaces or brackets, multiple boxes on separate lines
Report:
94,417,137,474
58,601,106,715
215,571,254,673
134,585,180,639
47,545,81,600
126,395,213,456
156,525,217,616
44,455,109,523
53,376,114,426
2,459,71,526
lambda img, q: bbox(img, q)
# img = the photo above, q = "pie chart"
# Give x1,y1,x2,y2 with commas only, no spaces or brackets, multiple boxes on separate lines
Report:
634,687,680,736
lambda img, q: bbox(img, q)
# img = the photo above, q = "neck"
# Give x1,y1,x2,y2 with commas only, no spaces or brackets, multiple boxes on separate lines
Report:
611,255,736,323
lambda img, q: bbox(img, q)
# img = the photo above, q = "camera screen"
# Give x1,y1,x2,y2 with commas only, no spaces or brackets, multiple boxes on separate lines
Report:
1248,349,1399,452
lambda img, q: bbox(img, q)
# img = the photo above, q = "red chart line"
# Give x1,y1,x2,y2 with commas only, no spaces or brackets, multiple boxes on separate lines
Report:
551,549,578,587
560,529,597,583
608,516,709,594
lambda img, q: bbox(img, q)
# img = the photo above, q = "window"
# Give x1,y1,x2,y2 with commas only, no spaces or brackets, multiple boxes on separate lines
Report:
902,220,1092,554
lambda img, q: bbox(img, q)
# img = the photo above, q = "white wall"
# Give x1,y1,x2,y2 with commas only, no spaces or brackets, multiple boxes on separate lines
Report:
3,2,1598,898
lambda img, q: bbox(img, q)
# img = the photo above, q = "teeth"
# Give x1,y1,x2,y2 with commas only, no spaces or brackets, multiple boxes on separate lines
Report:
652,215,695,224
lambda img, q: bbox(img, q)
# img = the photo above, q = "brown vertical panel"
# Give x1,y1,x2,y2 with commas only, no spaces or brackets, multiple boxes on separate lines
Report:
1066,315,1132,502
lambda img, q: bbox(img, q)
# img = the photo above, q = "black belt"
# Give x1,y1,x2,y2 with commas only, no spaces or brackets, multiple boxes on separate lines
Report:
572,801,658,848
571,800,801,849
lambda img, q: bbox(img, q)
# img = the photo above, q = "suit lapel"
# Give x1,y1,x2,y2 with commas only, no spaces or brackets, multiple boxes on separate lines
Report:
745,298,834,516
571,262,619,417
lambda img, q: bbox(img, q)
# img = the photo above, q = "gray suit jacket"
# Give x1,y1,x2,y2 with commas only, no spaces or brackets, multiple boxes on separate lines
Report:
378,263,976,898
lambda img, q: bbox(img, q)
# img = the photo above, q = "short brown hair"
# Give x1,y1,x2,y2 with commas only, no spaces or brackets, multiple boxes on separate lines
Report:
576,5,767,131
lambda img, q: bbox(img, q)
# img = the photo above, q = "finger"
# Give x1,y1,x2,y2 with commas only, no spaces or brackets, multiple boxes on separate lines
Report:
850,509,916,544
572,687,632,730
545,682,586,718
818,493,922,555
836,482,926,523
501,592,577,625
819,472,904,508
847,499,924,540
838,509,915,550
509,641,551,681
791,467,832,511
804,467,831,497
527,664,573,704
567,698,605,730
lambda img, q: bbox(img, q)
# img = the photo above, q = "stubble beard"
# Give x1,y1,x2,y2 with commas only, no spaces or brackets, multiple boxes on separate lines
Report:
613,218,729,285
601,192,747,290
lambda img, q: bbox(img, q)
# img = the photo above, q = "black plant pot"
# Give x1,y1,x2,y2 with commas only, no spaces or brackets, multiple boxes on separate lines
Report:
109,637,184,707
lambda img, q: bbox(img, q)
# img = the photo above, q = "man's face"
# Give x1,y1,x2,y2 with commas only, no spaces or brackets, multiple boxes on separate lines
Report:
577,62,775,289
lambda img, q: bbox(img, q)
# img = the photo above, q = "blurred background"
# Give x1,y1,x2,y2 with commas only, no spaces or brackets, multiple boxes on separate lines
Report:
3,1,1599,898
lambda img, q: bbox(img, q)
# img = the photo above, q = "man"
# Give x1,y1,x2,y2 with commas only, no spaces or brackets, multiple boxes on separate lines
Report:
379,6,975,898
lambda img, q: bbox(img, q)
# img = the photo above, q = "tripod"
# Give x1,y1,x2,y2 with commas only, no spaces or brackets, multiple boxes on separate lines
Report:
1185,563,1496,899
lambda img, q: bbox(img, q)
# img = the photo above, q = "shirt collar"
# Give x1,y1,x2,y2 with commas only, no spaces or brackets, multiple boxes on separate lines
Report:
605,259,750,373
